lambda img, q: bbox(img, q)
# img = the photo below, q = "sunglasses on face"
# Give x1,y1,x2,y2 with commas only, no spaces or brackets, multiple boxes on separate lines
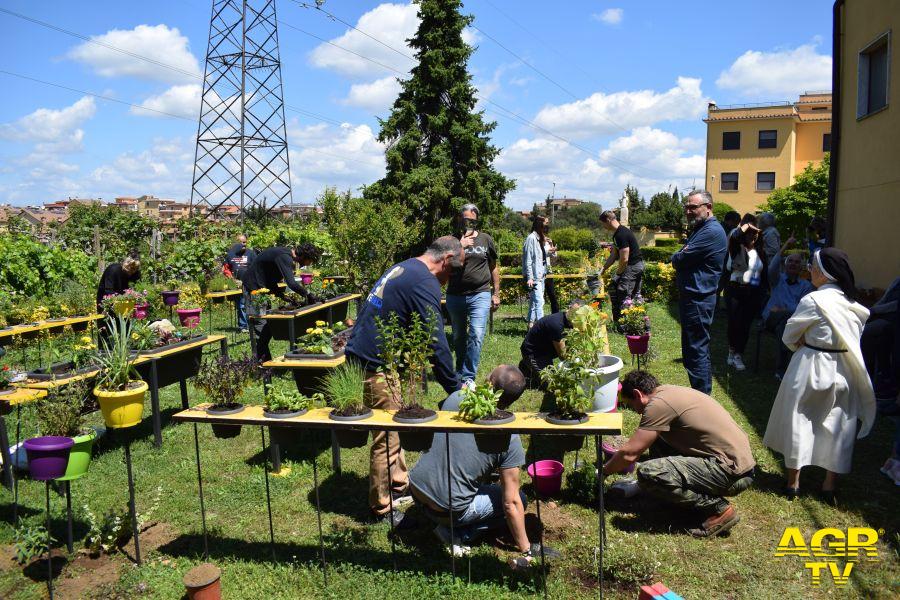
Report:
683,203,709,211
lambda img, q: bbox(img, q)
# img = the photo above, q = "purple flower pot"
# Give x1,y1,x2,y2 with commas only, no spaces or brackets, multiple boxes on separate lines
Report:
162,290,181,306
625,333,650,355
133,303,150,319
24,436,74,480
299,273,314,285
177,308,203,328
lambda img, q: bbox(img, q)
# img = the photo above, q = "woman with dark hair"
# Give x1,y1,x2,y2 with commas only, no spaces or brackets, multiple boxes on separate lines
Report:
763,248,876,503
522,216,549,327
724,220,764,371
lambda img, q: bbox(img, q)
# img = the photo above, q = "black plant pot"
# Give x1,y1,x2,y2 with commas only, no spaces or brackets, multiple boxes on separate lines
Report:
268,425,295,449
329,408,373,449
207,403,244,439
472,411,515,454
394,409,438,452
556,434,586,452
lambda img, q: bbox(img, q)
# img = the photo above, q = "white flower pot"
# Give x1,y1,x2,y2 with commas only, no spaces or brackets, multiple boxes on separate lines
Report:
584,354,623,413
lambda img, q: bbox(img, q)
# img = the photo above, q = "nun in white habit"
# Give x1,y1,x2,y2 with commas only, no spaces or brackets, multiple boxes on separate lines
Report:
763,248,875,503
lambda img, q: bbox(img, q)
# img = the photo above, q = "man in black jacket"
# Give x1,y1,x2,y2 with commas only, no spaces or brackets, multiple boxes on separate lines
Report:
225,234,256,331
242,243,322,360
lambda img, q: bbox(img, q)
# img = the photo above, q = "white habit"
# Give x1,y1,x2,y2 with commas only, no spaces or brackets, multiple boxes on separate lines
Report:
763,284,875,473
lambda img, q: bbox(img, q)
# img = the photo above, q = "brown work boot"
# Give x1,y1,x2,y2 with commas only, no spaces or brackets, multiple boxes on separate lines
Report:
688,505,740,538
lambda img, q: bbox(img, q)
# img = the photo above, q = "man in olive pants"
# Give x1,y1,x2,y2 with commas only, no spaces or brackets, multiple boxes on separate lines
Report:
603,371,755,537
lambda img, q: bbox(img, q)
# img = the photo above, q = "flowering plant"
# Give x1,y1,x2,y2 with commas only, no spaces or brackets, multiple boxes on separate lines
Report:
72,335,98,369
316,276,339,299
620,298,651,336
298,320,347,355
0,365,12,389
176,284,204,310
249,287,272,311
564,304,610,370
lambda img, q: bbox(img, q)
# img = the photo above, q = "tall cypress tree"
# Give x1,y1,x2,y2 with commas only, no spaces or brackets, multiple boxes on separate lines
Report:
364,0,515,252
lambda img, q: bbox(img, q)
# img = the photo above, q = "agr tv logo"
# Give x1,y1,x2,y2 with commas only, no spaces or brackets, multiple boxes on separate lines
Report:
775,527,881,586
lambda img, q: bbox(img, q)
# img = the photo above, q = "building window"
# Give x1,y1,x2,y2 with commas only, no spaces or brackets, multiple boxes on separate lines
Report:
823,133,832,152
858,31,891,118
722,131,741,150
756,172,776,191
758,130,777,149
720,172,739,191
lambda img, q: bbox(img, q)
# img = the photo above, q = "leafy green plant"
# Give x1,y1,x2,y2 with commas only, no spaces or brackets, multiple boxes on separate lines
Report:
83,485,162,556
564,304,610,370
458,382,502,421
94,315,140,391
540,361,592,418
375,310,435,410
194,355,259,406
177,283,205,309
37,381,89,437
264,386,322,412
298,320,346,355
207,274,238,293
14,523,53,565
320,362,366,415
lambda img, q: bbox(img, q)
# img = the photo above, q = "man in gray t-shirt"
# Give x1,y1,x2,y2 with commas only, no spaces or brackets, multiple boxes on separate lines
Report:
409,365,560,566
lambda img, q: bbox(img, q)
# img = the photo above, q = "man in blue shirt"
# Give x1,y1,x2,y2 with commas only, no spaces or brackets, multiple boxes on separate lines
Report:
346,236,463,524
671,191,727,394
762,239,814,379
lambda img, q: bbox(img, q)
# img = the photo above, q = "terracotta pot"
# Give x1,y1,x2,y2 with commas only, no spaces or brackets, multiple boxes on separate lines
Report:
183,562,222,600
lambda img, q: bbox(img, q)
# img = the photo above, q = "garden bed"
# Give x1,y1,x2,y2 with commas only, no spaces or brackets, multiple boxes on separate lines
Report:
137,334,208,355
27,361,97,382
284,349,345,360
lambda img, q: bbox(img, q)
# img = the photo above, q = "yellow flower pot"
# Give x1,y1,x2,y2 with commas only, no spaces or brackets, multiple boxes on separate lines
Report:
94,380,148,429
112,299,136,318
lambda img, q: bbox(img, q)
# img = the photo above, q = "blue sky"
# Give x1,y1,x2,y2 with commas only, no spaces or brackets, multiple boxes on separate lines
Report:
0,0,833,209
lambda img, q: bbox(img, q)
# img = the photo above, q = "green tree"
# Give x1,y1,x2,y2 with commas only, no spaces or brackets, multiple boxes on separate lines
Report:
761,154,830,238
624,184,648,225
59,204,154,262
551,201,603,231
364,0,515,254
635,191,684,232
319,188,421,296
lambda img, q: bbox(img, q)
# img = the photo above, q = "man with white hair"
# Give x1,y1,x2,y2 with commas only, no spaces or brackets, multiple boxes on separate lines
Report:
758,212,781,264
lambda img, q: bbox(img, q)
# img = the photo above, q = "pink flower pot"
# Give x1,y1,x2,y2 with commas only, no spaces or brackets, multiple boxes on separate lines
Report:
176,308,203,328
625,333,650,355
133,303,150,319
299,273,313,285
527,460,564,497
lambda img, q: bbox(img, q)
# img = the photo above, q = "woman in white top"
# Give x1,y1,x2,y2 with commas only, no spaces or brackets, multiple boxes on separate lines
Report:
522,216,549,327
725,220,764,371
763,248,875,504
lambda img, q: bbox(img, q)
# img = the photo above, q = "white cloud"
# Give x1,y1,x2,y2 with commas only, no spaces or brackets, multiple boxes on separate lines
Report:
85,137,195,199
533,77,707,139
593,8,623,25
308,3,417,78
0,97,96,144
131,84,202,119
497,127,704,210
67,24,201,84
716,44,832,98
342,77,402,113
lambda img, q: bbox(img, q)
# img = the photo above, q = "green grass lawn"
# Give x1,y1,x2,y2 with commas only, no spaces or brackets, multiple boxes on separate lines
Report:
1,300,898,598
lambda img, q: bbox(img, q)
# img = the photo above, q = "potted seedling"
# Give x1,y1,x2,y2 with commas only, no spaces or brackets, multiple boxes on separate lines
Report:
458,382,515,454
93,315,148,429
176,284,205,328
564,304,622,413
36,381,97,481
376,311,437,452
539,361,593,452
0,365,15,397
621,297,651,356
263,386,322,449
28,335,99,381
194,355,259,439
321,362,371,449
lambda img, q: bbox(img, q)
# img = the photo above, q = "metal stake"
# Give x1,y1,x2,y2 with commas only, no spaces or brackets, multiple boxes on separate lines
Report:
45,481,54,600
260,427,276,561
124,440,141,565
445,432,455,577
384,429,397,571
312,451,328,585
65,481,73,553
193,423,209,560
595,434,604,600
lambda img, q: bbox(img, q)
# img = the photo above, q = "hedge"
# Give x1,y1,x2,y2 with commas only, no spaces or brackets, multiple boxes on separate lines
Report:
498,250,585,273
639,247,674,263
653,238,682,248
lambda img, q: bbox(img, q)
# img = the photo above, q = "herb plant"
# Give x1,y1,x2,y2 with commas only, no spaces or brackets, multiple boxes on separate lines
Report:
94,315,140,391
265,386,322,412
540,361,592,418
375,310,435,410
14,523,53,565
37,381,89,437
564,304,610,370
458,382,502,421
320,362,366,415
194,355,259,406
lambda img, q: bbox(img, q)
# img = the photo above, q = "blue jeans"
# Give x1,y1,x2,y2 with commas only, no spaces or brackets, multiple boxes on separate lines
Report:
527,279,545,324
432,484,527,545
445,291,492,383
679,292,718,394
235,294,248,330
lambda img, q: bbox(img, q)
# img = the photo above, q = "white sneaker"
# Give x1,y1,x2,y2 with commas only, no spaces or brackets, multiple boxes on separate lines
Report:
433,525,471,557
880,458,898,477
610,478,642,499
732,354,746,371
726,351,735,367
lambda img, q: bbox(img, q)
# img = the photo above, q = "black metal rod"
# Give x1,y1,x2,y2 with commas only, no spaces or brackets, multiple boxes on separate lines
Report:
260,427,276,562
124,440,141,565
180,378,189,410
330,431,341,474
45,480,53,600
311,451,328,585
13,403,21,524
446,432,455,577
595,434,604,600
384,429,397,571
193,423,209,560
0,414,14,497
149,361,162,449
65,481,73,553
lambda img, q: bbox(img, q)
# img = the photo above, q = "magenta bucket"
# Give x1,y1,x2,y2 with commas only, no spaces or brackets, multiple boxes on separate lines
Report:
626,334,650,355
177,308,203,328
24,436,74,480
133,303,150,319
527,460,564,497
161,291,181,306
299,273,314,285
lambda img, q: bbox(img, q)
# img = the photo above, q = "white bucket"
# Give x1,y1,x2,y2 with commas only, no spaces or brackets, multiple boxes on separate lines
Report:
585,354,624,412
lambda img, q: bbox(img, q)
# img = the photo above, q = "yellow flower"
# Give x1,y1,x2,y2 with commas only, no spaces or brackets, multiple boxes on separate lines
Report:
312,328,323,335
315,320,326,327
131,333,140,340
305,328,314,334
80,336,92,344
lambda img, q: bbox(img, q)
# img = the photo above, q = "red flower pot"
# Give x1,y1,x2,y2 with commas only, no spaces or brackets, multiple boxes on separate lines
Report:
176,308,203,328
626,333,650,355
133,303,150,319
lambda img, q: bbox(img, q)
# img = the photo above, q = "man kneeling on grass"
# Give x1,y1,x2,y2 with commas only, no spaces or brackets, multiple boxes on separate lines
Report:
603,370,755,537
408,365,560,568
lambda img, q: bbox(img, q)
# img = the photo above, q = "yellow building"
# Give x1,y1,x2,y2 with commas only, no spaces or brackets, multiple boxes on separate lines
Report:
830,0,899,291
704,93,832,215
